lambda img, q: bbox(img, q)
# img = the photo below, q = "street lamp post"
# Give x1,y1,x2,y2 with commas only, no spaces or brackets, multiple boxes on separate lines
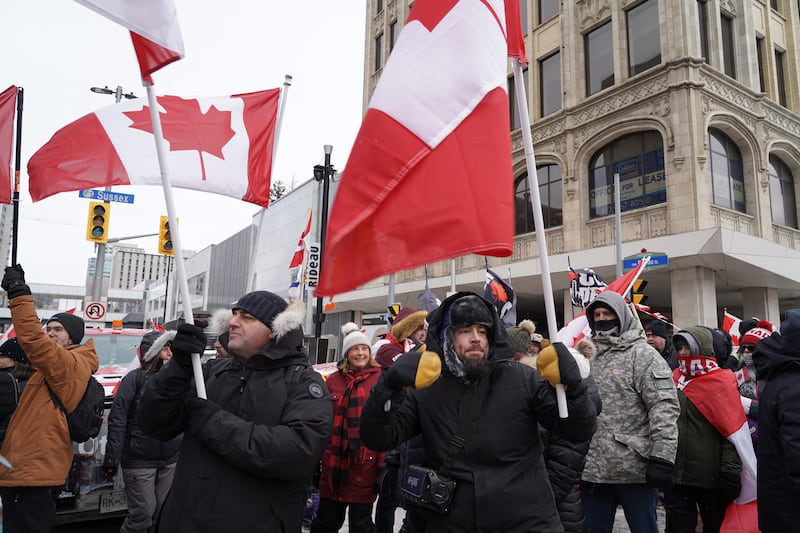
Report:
88,85,136,302
313,145,333,363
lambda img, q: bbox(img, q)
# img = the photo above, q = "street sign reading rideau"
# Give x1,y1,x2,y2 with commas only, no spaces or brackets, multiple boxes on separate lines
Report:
79,189,135,204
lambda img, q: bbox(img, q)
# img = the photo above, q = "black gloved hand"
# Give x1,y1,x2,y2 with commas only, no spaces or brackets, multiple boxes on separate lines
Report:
719,472,741,502
171,324,208,369
1,265,31,300
186,396,220,435
536,341,583,388
378,465,398,497
645,456,674,489
383,350,441,391
101,465,117,482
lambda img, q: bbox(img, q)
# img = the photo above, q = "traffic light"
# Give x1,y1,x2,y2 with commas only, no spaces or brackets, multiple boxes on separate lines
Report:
85,201,110,243
158,216,174,256
632,279,648,306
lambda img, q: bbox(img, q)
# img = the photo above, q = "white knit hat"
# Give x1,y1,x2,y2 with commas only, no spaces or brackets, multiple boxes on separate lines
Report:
341,322,371,357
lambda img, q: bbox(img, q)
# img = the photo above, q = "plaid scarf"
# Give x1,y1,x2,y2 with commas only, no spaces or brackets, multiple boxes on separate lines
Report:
328,366,379,488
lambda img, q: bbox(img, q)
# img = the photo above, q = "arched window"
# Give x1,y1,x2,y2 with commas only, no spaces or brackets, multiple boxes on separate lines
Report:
708,128,745,212
514,164,563,235
768,154,798,228
588,131,665,218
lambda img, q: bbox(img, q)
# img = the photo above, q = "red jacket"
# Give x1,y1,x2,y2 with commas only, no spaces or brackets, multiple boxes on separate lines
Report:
318,366,383,504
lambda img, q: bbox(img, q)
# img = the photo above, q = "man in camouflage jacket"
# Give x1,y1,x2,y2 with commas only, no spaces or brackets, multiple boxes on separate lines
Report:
581,291,679,533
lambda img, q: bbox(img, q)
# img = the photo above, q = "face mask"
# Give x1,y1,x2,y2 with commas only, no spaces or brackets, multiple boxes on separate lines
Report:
594,319,620,337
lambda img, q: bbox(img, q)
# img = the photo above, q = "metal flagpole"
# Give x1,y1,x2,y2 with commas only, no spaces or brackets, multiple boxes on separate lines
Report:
247,75,292,292
10,87,22,266
513,58,567,417
144,83,206,399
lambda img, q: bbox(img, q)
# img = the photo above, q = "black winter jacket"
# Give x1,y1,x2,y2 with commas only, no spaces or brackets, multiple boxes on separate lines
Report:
139,328,333,532
105,368,182,469
753,317,800,533
361,292,598,532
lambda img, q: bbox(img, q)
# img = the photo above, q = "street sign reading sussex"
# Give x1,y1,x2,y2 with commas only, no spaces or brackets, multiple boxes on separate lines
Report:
80,189,135,204
623,253,668,272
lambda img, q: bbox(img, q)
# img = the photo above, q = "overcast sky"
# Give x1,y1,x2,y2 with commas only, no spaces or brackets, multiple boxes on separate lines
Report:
1,1,366,285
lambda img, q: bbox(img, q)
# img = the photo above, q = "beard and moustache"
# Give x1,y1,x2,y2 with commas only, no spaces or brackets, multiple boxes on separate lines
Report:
444,329,491,379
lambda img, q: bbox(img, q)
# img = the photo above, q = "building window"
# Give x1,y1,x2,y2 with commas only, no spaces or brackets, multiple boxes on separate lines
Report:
375,33,384,72
627,0,661,76
540,51,561,116
539,0,558,23
775,48,787,107
720,14,736,79
585,21,614,96
770,0,779,11
768,155,798,228
698,0,709,62
389,21,398,52
508,67,529,130
376,0,383,14
514,164,563,234
588,131,666,218
520,0,528,33
756,35,766,92
708,128,745,212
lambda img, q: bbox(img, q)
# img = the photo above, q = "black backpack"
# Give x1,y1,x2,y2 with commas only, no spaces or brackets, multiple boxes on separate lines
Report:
46,376,105,443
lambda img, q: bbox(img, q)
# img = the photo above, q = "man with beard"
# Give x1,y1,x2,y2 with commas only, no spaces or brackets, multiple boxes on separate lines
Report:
360,292,598,532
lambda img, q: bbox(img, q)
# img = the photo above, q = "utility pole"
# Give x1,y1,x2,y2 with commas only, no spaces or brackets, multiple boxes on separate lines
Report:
312,145,333,363
88,85,137,302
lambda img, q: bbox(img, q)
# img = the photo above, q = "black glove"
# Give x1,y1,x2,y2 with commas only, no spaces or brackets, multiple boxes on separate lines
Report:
186,396,220,435
719,472,741,502
645,456,674,489
171,324,208,369
536,341,583,388
101,465,117,482
1,265,31,300
383,350,441,391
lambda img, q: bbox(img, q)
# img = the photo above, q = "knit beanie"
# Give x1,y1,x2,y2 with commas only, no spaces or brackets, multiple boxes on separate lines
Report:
645,319,669,339
341,322,371,357
0,338,28,365
507,319,536,354
233,291,288,329
740,320,773,346
48,313,85,345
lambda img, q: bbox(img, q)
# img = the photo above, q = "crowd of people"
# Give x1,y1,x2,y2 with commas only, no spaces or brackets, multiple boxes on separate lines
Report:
0,263,796,532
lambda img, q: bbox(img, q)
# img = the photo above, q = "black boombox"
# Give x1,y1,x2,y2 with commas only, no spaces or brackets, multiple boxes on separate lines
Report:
400,465,456,514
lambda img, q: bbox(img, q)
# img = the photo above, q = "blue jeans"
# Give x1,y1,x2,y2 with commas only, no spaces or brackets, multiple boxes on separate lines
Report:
583,482,659,533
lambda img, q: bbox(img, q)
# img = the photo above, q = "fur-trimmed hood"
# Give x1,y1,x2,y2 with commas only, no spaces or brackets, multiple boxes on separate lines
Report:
391,309,428,342
209,308,233,336
144,330,177,362
271,300,305,341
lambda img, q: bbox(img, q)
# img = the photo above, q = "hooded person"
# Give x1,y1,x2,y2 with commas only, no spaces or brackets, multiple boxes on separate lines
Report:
104,329,182,533
375,307,428,367
645,319,679,370
581,291,679,533
665,327,745,533
752,309,800,533
312,323,383,533
138,290,333,532
360,291,597,532
208,308,233,358
737,320,773,400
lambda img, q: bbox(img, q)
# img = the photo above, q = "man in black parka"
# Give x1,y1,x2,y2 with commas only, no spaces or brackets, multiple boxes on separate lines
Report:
360,291,598,532
139,291,333,532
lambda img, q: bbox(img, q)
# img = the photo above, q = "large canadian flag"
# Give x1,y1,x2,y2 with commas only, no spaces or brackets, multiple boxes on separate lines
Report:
315,0,526,296
27,89,280,207
0,86,16,205
74,0,185,82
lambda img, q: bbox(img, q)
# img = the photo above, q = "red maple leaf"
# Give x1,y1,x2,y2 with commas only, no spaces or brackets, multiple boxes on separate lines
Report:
407,0,458,31
124,96,235,181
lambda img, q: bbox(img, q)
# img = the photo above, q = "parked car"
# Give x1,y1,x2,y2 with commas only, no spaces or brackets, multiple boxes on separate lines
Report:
53,324,148,525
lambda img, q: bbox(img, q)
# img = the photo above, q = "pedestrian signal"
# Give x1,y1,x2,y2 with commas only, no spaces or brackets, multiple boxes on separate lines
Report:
632,279,648,306
158,216,174,256
85,201,110,243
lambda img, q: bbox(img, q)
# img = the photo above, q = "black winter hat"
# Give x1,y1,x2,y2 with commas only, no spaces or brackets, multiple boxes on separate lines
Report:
139,330,163,362
48,313,85,345
739,317,760,337
233,291,288,329
449,294,493,330
645,320,669,340
0,338,28,365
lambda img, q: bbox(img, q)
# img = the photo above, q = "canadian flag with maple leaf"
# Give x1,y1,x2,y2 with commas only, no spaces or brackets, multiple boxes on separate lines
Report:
0,86,17,205
314,0,526,296
27,89,281,207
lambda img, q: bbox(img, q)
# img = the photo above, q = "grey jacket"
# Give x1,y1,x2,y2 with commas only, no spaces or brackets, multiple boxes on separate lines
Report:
582,291,679,484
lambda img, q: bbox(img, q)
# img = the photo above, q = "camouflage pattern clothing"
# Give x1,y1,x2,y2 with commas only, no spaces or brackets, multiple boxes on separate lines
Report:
582,291,679,484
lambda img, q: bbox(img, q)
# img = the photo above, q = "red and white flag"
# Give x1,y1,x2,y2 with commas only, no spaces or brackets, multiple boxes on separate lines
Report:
0,86,17,205
315,0,526,296
722,309,742,348
74,0,185,82
558,259,649,347
28,89,280,207
289,209,312,269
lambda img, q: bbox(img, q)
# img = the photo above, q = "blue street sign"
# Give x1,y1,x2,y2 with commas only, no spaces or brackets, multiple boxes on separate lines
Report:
623,254,668,271
79,189,135,204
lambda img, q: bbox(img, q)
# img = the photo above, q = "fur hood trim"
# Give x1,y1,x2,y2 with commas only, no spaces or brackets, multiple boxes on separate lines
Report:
144,330,177,362
271,300,305,340
209,308,233,336
391,310,428,342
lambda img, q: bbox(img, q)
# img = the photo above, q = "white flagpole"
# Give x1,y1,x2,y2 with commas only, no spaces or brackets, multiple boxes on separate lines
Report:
145,83,207,400
247,74,293,292
512,58,567,417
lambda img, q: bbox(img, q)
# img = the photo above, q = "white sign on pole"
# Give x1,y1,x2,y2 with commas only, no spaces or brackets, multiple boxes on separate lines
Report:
307,242,321,287
85,301,107,321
